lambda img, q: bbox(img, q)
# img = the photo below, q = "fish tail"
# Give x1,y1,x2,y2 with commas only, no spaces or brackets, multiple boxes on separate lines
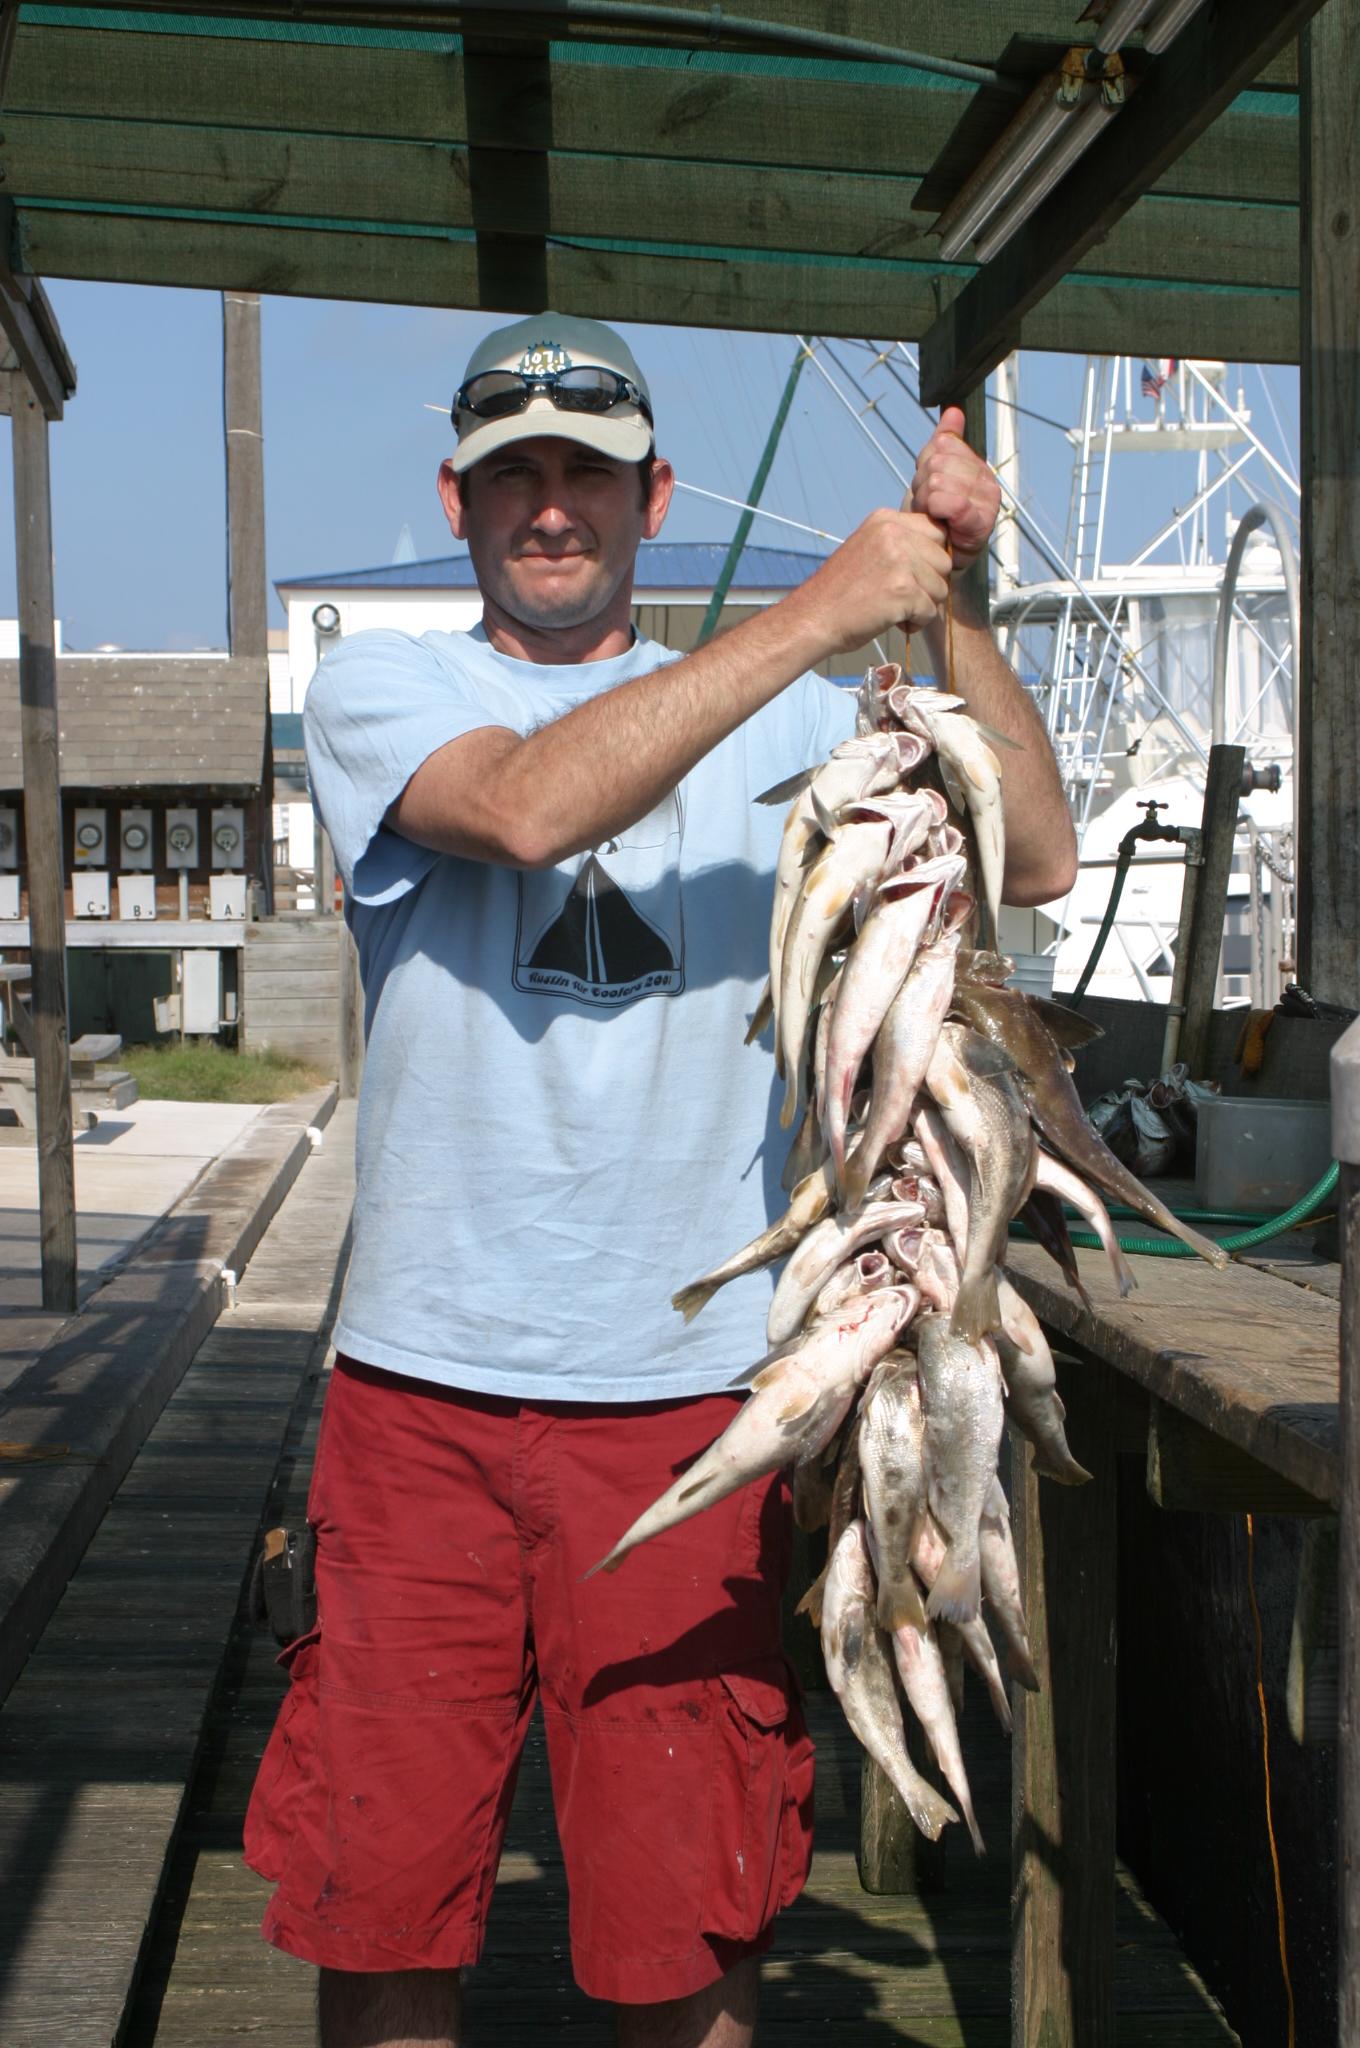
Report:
925,1546,981,1625
1034,1451,1094,1487
581,1542,628,1579
961,1795,986,1859
1110,1244,1138,1298
902,1777,960,1843
670,1279,718,1324
779,1066,800,1131
1007,1642,1041,1693
949,1270,1001,1344
876,1574,928,1635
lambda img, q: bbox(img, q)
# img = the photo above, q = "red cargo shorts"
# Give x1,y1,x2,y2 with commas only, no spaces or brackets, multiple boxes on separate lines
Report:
244,1357,816,2003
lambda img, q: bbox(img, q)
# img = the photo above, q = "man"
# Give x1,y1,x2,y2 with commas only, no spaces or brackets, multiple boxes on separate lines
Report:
245,313,1076,2048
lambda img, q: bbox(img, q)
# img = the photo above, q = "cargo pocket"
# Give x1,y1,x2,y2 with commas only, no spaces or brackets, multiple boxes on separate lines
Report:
702,1658,816,1943
243,1626,322,1883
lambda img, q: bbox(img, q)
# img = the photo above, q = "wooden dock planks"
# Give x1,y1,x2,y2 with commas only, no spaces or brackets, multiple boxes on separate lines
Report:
0,1101,355,2046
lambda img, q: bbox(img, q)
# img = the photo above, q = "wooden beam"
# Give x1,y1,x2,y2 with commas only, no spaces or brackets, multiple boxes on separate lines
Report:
3,22,1299,201
1147,1397,1332,1516
222,291,267,663
13,206,1300,363
0,201,72,420
1010,1364,1117,2048
1296,4,1360,1009
918,0,1323,405
0,115,1301,290
10,369,75,1312
461,30,551,314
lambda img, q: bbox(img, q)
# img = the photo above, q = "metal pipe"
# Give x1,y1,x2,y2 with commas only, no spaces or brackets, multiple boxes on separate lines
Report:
1142,0,1211,55
973,92,1127,264
1210,500,1301,746
1329,1019,1360,2048
40,0,1021,89
936,87,1078,261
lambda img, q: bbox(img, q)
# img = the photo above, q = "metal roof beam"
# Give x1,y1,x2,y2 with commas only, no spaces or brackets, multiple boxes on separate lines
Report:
918,0,1322,406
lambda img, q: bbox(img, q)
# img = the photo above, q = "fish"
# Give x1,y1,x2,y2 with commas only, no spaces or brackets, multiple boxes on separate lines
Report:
949,978,1227,1271
858,1352,931,1633
766,1191,923,1347
796,1419,865,1627
916,1230,1089,1489
1032,1149,1137,1298
823,854,967,1189
924,1024,1037,1342
792,1437,837,1532
993,1274,1091,1486
1018,1188,1095,1311
914,1311,1006,1624
820,1519,960,1843
914,1516,1015,1733
587,1289,917,1577
888,681,1008,948
811,1249,897,1322
979,1477,1041,1691
887,1613,985,1855
783,1097,829,1192
671,1160,835,1324
778,817,893,1128
842,913,967,1213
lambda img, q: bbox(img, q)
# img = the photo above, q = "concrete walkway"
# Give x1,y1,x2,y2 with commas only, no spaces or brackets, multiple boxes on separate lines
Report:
0,1100,273,1317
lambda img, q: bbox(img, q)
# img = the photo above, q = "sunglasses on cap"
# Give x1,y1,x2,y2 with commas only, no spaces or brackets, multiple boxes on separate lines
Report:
452,364,654,427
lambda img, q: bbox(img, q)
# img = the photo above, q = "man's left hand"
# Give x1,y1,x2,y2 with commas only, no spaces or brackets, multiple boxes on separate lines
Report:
910,405,1002,574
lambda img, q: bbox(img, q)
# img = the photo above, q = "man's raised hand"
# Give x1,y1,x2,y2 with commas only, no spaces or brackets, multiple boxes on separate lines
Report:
789,507,953,657
910,405,1002,575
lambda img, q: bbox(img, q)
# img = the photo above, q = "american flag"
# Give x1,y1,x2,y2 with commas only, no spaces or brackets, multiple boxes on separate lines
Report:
1140,358,1177,400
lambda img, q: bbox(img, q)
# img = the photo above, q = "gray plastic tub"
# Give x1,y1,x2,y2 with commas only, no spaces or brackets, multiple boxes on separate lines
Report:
1194,1094,1333,1214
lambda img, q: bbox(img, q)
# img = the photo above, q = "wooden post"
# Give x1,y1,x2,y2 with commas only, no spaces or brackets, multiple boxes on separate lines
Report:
1330,1018,1360,2045
859,1724,947,1895
1298,7,1360,1010
1175,742,1244,1081
12,372,76,1311
222,290,267,663
1011,1361,1117,2048
338,918,364,1099
959,378,990,630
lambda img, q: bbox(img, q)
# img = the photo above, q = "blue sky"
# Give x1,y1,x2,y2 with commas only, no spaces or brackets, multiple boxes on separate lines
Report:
0,280,1299,651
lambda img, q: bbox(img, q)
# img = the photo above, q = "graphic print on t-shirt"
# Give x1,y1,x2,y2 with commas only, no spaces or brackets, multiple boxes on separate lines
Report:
512,785,685,1008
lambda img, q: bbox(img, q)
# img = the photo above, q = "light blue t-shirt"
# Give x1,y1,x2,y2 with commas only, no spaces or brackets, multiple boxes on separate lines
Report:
305,623,856,1402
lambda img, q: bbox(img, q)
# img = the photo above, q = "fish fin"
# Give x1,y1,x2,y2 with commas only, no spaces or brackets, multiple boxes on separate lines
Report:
957,1031,1021,1080
676,1474,718,1505
795,1569,827,1626
755,766,814,805
811,786,841,837
670,1279,718,1325
950,1271,1001,1344
963,1803,987,1858
1024,993,1105,1048
877,1575,928,1634
776,1387,821,1425
925,1549,982,1625
744,981,774,1046
797,834,824,869
1007,1644,1042,1693
972,719,1023,753
581,1543,627,1579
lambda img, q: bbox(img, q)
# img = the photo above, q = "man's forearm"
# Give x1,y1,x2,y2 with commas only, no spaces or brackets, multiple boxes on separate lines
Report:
919,598,1077,906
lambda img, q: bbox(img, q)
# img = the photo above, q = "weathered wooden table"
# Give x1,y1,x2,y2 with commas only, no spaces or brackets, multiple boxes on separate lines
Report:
995,1230,1337,2048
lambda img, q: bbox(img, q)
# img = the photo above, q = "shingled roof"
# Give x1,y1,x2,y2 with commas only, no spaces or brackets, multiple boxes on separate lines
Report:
0,655,268,793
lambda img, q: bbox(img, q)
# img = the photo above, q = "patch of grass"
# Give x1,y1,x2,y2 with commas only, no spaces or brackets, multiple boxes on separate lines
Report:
122,1041,331,1103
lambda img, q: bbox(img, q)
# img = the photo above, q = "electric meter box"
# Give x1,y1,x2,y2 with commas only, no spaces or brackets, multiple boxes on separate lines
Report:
165,808,199,869
209,873,247,921
73,807,108,867
117,874,157,921
0,806,17,867
73,871,111,918
0,873,18,919
119,807,154,871
210,806,245,870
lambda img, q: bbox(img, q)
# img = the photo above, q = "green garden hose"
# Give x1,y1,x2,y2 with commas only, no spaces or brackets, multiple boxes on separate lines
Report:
1013,1159,1339,1260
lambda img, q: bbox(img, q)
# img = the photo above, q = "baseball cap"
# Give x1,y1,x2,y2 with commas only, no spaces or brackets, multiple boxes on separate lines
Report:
450,312,655,475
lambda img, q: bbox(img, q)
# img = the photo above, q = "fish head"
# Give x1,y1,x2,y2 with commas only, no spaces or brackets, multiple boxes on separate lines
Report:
881,1226,924,1275
960,947,1016,987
